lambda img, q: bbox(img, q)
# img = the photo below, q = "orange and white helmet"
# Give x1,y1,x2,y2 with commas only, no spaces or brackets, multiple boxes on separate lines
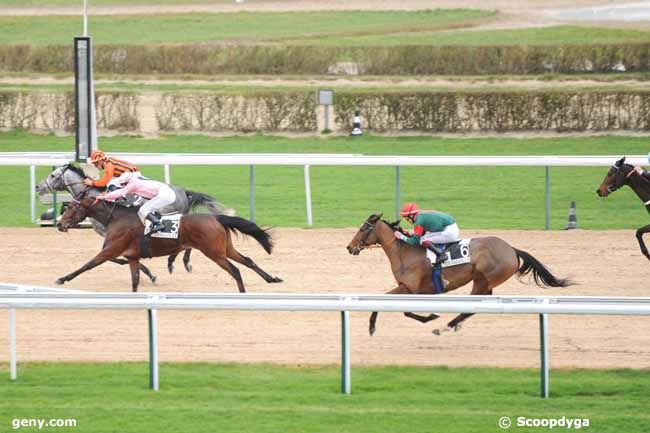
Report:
90,150,107,165
399,202,419,217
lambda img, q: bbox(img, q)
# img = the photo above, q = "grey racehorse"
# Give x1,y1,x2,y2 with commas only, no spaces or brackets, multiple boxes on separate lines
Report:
36,164,226,283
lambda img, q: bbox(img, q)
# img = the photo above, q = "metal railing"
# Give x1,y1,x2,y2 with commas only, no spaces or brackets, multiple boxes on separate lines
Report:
2,284,649,398
1,152,646,229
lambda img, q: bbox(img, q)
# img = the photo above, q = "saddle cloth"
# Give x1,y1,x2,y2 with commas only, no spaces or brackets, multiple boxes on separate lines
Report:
144,213,182,239
426,238,472,268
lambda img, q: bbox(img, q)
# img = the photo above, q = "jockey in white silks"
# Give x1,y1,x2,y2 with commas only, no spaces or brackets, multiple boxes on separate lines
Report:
98,172,176,234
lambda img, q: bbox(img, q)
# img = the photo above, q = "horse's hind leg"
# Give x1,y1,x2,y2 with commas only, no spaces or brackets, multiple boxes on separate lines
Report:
183,249,192,272
434,275,490,335
227,247,282,283
204,251,246,293
167,253,179,274
167,250,192,274
404,312,439,323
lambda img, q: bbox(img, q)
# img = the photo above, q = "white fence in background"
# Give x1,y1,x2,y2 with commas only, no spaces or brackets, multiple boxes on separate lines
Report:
0,152,646,228
2,284,650,397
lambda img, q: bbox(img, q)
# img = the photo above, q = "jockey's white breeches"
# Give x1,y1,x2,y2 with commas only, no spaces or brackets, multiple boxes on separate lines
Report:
137,184,176,223
420,223,460,245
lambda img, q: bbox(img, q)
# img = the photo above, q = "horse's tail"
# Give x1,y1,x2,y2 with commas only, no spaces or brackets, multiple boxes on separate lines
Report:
216,215,273,254
186,190,227,215
514,248,571,288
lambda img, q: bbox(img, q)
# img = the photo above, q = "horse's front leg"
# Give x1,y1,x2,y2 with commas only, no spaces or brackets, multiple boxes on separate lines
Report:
55,247,120,285
369,284,410,336
636,224,650,261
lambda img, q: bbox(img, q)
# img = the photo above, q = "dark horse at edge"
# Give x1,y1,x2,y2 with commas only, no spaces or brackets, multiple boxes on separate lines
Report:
597,156,650,261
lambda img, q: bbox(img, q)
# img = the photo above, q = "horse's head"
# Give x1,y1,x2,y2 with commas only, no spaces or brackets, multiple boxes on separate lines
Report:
597,157,634,197
57,197,93,232
36,164,88,196
36,165,68,195
346,213,386,255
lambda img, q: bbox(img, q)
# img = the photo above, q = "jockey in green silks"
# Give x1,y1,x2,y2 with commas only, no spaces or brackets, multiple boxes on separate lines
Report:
394,202,460,266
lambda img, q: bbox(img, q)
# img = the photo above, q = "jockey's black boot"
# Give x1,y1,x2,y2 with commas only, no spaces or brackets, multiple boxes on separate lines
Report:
424,243,446,266
145,212,164,235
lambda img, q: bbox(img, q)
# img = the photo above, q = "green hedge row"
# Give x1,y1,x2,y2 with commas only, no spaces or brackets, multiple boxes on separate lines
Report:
1,43,649,75
0,90,138,132
157,92,317,132
335,90,650,132
0,90,317,133
2,88,650,134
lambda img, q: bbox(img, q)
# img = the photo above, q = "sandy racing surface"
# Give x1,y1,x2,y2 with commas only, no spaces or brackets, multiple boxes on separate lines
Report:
0,227,648,369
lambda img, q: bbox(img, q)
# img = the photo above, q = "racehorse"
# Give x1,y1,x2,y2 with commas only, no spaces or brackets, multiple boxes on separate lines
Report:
347,214,571,335
36,164,224,282
596,156,650,261
56,196,282,292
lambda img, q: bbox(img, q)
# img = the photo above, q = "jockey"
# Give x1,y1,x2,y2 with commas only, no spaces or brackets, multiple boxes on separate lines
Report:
394,202,460,266
98,172,176,235
84,150,140,191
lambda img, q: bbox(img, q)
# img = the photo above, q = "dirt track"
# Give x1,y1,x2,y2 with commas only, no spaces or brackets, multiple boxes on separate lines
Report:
0,227,648,369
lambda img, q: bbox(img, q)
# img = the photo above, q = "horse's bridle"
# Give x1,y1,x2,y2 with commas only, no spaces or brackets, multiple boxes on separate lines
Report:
43,166,90,199
606,163,632,193
356,218,383,252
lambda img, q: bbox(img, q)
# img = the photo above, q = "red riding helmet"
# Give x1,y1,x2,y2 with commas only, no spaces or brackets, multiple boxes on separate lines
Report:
400,202,419,217
90,150,108,165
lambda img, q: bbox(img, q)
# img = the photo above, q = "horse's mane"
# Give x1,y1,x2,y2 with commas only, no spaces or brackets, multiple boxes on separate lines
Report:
382,219,406,234
64,163,88,179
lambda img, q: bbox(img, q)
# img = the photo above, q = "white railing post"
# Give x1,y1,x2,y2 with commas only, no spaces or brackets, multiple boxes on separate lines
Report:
540,313,549,398
148,309,159,391
164,164,171,184
341,310,351,394
249,165,255,222
9,308,16,380
30,165,36,223
545,166,551,230
304,165,313,227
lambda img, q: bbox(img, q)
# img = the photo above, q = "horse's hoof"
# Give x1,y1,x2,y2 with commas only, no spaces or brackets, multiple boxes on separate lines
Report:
369,327,376,336
453,324,462,332
185,264,193,273
151,275,157,284
271,277,283,283
55,278,65,285
433,327,449,336
168,265,173,275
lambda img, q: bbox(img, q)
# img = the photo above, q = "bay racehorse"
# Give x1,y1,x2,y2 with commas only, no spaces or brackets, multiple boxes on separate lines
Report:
347,214,571,335
36,164,224,282
56,196,282,292
596,156,650,261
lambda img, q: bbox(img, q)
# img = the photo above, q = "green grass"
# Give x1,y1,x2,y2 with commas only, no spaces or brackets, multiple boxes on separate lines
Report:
1,131,649,230
1,362,649,433
308,25,650,46
0,10,493,46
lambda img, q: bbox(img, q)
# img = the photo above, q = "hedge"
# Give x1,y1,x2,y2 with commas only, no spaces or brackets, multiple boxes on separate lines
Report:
1,43,649,75
2,88,650,134
334,90,650,132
